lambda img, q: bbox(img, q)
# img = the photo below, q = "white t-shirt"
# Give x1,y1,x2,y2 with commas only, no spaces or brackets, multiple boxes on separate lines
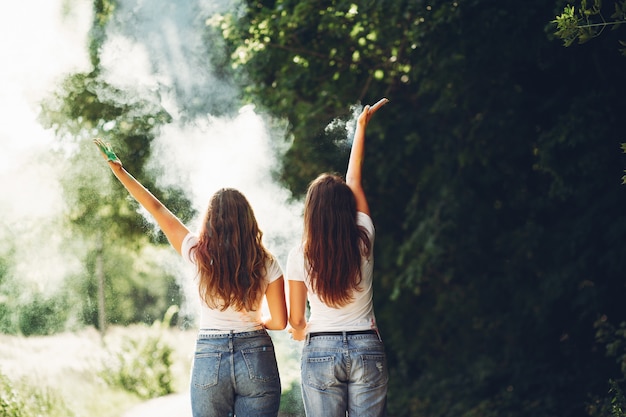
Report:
181,233,283,331
286,211,377,333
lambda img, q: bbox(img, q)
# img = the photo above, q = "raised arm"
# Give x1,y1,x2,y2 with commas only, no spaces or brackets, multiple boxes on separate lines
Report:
94,139,190,255
345,98,389,216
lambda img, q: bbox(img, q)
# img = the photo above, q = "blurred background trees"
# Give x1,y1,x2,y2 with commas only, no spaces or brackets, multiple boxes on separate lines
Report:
1,0,625,415
0,0,193,336
213,1,626,416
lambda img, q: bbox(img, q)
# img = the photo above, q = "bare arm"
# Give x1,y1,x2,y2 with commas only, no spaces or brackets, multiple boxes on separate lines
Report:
94,139,190,254
288,280,308,341
345,98,389,216
263,276,288,330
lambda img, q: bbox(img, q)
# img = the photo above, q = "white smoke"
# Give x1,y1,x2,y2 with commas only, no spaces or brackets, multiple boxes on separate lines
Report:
0,0,92,289
98,1,304,323
95,0,303,262
0,0,304,325
325,102,363,150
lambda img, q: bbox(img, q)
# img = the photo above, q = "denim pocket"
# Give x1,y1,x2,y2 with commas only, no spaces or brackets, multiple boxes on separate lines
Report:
192,352,221,389
360,354,388,388
304,356,335,390
241,346,279,382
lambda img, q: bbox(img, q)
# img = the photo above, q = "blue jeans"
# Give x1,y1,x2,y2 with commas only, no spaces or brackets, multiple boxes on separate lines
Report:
300,331,388,417
190,329,281,417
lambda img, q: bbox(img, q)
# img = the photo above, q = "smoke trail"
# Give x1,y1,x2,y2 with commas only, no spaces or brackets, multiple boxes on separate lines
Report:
96,0,303,252
0,0,92,290
101,0,239,118
1,0,304,324
325,103,363,150
146,106,302,258
0,0,91,154
94,0,304,317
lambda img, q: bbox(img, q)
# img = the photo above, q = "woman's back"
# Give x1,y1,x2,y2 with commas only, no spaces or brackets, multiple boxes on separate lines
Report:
287,211,376,332
286,99,389,417
183,231,284,331
93,141,286,417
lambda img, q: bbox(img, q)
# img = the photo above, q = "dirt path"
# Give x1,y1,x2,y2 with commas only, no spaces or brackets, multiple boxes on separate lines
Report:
122,393,191,417
120,392,303,417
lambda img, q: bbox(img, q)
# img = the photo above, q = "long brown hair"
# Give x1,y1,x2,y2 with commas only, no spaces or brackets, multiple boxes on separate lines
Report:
303,174,371,308
191,188,270,311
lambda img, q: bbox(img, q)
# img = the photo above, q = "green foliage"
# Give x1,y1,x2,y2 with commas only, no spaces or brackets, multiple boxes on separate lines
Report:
0,372,25,417
0,236,77,335
0,304,13,334
17,292,71,336
552,0,626,54
585,318,626,416
0,240,17,334
0,237,182,335
218,1,626,416
0,370,75,417
100,329,175,399
37,0,196,334
40,72,193,244
586,379,626,416
608,379,626,417
68,245,183,328
213,0,449,192
279,380,305,416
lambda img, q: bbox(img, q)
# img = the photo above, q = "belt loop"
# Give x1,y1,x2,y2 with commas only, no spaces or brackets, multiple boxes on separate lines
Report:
342,331,348,344
305,333,311,345
228,331,234,351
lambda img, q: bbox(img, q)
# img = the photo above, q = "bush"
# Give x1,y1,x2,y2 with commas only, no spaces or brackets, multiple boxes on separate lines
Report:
0,370,75,417
279,380,305,416
100,330,175,399
0,372,24,417
0,301,16,334
18,292,70,336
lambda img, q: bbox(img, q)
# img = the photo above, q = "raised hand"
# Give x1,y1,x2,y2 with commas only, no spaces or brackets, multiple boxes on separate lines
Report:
93,138,122,166
357,98,389,127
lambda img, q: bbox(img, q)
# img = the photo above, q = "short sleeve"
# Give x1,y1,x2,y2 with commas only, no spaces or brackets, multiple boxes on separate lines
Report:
265,256,284,284
357,211,375,244
286,245,306,282
181,233,198,265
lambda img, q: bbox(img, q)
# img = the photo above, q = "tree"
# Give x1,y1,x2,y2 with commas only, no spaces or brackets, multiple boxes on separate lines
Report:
552,0,626,54
216,1,626,416
39,0,193,335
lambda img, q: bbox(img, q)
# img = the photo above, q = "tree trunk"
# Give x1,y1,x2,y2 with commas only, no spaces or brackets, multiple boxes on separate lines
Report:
96,234,106,340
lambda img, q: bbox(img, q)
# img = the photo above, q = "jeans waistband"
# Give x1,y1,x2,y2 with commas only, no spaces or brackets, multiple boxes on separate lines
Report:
197,325,265,339
308,329,378,338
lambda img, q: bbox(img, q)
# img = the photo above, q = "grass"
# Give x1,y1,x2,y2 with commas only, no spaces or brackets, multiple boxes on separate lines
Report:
0,371,75,417
0,325,195,417
0,325,305,417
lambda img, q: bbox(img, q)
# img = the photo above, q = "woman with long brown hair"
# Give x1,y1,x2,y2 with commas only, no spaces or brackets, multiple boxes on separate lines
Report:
286,98,389,417
94,139,287,417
